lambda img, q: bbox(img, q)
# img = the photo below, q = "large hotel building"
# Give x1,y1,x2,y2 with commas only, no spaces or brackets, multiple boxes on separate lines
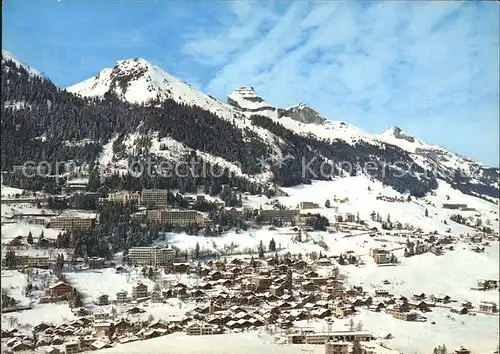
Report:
128,246,176,267
146,209,205,226
47,211,97,232
140,189,169,207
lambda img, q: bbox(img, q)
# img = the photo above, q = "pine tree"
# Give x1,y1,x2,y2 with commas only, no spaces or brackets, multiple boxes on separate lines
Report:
297,229,302,243
425,208,429,217
26,231,33,244
194,242,200,259
258,240,265,259
325,199,331,208
338,254,345,265
348,317,355,331
5,249,16,268
268,238,276,252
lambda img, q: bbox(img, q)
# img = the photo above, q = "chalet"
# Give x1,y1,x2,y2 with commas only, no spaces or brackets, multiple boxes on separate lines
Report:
140,328,168,340
96,294,109,306
478,301,498,314
132,282,148,299
116,290,128,303
12,341,33,351
333,304,354,317
368,302,386,312
34,322,53,333
454,347,471,354
48,282,73,299
127,306,145,314
293,260,308,271
191,289,205,298
345,288,360,298
148,320,170,330
254,276,272,291
169,324,184,332
461,301,473,309
433,294,451,304
94,321,112,336
269,285,284,297
64,341,79,354
375,290,390,297
90,339,112,351
197,282,212,290
410,301,431,313
300,281,315,292
114,319,132,333
150,291,162,303
45,347,60,354
388,310,418,321
315,258,332,267
412,293,426,301
305,271,319,278
451,306,468,315
172,263,190,273
186,323,220,336
88,257,105,269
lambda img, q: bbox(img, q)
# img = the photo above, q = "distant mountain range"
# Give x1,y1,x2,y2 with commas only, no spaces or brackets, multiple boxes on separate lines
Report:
2,50,499,201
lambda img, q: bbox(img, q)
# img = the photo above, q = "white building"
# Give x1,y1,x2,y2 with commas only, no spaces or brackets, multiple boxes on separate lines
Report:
129,246,175,267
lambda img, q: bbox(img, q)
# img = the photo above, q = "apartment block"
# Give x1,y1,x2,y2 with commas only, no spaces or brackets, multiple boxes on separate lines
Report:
146,209,205,226
101,191,140,204
140,189,169,207
259,209,300,223
12,255,50,268
48,212,97,232
298,201,320,209
129,246,176,267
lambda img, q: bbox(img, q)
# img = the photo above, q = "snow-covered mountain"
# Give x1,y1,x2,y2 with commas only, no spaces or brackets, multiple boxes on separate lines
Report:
65,56,498,201
67,58,242,121
4,52,499,202
2,49,42,78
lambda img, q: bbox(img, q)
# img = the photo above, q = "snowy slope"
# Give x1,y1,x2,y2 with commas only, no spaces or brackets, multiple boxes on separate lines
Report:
2,49,42,77
67,58,242,121
38,54,500,200
226,87,499,199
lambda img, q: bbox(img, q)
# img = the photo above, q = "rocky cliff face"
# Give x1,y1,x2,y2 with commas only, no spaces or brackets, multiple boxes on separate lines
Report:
278,103,326,124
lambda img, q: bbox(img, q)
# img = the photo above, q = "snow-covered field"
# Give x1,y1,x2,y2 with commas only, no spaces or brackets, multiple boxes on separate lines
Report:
98,332,324,354
1,222,61,242
345,242,499,304
1,175,498,353
1,303,75,329
0,185,24,197
274,177,498,235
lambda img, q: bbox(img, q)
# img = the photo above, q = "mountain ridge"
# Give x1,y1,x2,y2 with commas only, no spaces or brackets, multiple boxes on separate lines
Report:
2,51,499,202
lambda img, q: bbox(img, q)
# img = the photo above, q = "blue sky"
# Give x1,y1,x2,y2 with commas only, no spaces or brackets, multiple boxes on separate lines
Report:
3,0,499,166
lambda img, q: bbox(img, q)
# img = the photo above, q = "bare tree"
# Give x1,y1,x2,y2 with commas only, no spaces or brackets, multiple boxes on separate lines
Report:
355,321,363,331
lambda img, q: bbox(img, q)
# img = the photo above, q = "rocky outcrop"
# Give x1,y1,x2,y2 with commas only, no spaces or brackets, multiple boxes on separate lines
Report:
278,103,326,124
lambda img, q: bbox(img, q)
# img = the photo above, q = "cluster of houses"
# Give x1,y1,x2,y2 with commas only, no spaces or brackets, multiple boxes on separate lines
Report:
375,195,408,203
473,279,499,291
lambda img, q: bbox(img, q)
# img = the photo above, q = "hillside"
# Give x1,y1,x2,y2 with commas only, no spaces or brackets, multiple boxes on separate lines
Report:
2,51,499,202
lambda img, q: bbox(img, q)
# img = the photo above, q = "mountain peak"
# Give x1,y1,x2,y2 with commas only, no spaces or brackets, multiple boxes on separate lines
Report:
382,125,415,143
2,49,43,78
227,87,275,113
279,102,326,125
66,57,240,120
